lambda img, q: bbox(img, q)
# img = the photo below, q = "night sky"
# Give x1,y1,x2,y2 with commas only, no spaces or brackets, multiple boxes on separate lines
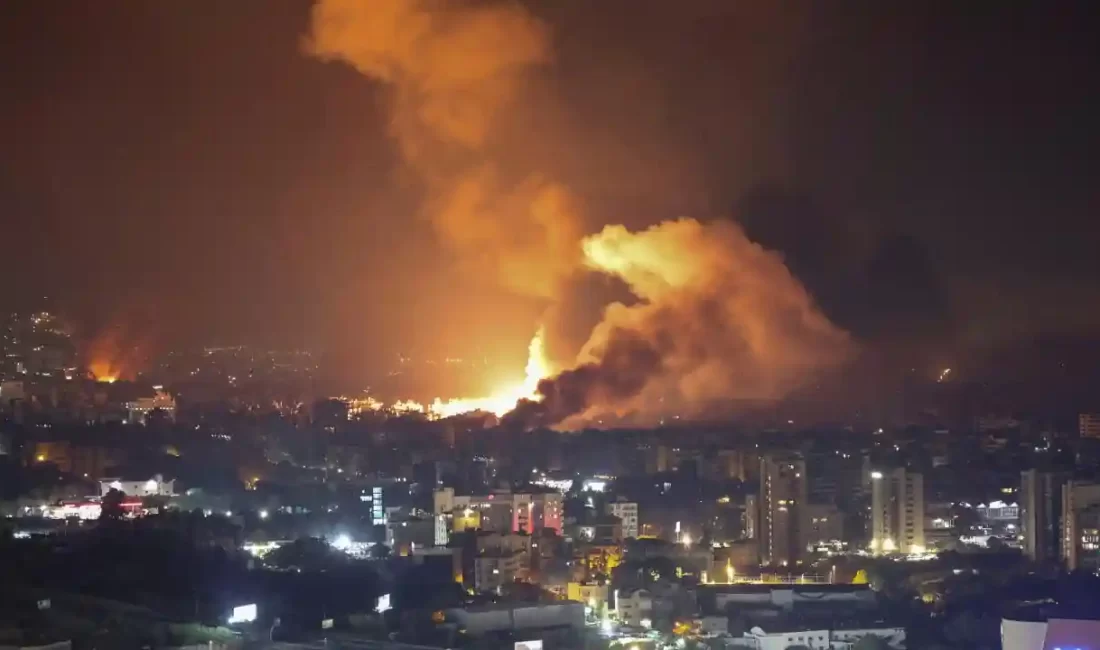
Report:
2,1,1098,387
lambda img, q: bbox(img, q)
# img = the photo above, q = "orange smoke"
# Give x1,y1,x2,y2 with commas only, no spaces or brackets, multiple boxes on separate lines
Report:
307,0,583,298
506,219,855,427
307,0,549,152
89,365,118,383
307,3,853,427
85,327,145,383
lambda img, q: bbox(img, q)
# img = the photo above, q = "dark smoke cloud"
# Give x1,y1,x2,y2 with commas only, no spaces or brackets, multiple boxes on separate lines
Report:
505,218,855,428
504,328,663,428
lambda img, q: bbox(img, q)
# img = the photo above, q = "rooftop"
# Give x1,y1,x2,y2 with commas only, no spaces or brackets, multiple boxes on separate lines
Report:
1008,601,1100,623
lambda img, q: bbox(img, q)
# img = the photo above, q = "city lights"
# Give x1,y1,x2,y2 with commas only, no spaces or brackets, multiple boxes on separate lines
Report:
375,594,392,614
0,7,1091,646
582,479,608,492
228,604,257,624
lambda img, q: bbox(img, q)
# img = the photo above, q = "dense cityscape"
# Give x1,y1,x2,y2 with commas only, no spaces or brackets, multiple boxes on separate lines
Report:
4,1,1099,650
3,308,1100,650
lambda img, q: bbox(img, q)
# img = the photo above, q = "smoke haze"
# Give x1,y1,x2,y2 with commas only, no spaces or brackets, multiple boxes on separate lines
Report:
307,0,583,299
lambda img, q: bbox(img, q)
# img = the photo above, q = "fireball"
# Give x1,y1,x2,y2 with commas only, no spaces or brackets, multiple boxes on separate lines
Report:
429,327,550,418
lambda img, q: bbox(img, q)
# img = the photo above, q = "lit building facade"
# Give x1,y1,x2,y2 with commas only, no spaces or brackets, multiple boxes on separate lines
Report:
98,475,176,497
1079,413,1100,439
433,488,563,546
744,494,758,540
359,485,385,525
1021,470,1066,564
759,455,808,567
616,589,653,627
473,552,524,592
126,388,176,423
567,582,609,614
870,468,925,554
606,499,639,539
805,502,844,549
1061,481,1100,570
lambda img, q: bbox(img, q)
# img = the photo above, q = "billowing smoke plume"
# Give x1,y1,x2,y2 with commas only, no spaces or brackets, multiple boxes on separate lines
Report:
307,0,582,298
505,218,855,428
308,2,854,427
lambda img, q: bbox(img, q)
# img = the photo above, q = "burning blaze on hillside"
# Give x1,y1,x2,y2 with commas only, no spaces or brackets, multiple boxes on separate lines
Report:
307,0,854,428
84,322,151,384
86,336,132,383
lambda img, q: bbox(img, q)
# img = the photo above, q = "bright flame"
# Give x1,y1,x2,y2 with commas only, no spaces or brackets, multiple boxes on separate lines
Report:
89,360,119,383
350,328,551,420
429,328,550,418
391,400,426,414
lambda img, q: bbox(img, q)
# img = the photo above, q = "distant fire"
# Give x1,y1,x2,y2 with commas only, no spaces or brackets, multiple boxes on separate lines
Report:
429,327,550,418
89,360,120,384
85,324,148,384
365,329,551,419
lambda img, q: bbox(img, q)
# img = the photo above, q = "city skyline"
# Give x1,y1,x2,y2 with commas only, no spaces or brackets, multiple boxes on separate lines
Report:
4,4,1100,648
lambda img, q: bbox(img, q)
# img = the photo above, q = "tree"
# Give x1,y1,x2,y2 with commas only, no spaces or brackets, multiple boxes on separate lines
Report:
145,407,173,430
853,637,897,650
312,399,348,428
264,537,348,572
141,494,169,511
951,506,980,538
643,556,678,583
367,543,391,560
852,636,892,650
100,488,125,522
